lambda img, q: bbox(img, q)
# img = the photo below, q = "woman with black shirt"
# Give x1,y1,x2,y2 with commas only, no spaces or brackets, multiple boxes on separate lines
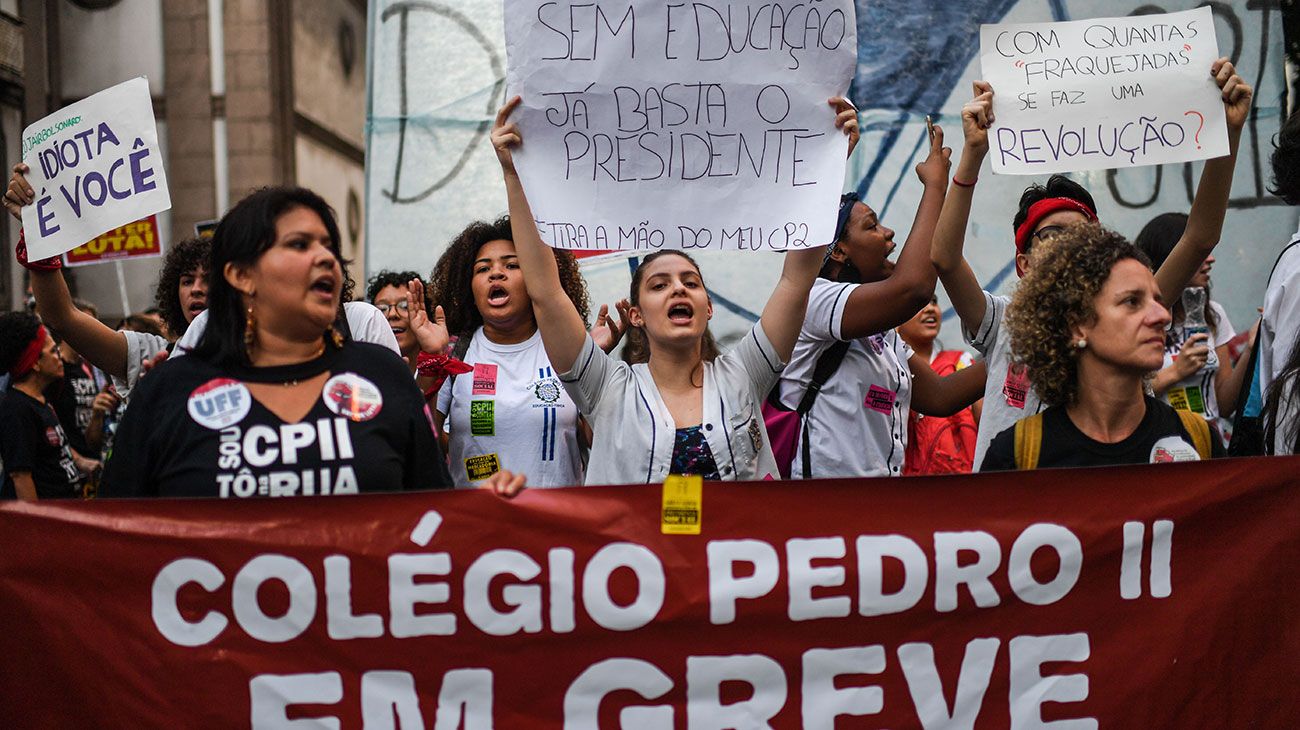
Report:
100,187,461,498
0,312,86,499
981,224,1224,470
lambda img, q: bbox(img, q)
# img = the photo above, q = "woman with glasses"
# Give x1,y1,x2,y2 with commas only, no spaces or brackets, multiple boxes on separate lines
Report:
930,61,1252,469
366,270,442,375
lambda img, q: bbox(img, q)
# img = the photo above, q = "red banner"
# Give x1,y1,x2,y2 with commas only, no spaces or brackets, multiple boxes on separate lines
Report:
62,214,162,266
3,457,1300,727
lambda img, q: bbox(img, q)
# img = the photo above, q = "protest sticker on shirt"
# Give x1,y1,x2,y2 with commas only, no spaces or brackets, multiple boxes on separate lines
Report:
503,0,856,252
469,400,495,436
472,363,497,396
464,453,500,481
865,385,897,415
979,7,1227,175
187,379,251,430
323,373,383,422
22,77,172,261
63,215,162,267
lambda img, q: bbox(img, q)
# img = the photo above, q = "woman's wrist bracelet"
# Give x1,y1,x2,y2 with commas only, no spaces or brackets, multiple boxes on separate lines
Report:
952,176,978,188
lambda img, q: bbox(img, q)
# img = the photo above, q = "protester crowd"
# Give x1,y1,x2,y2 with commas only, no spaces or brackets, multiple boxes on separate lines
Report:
6,56,1300,502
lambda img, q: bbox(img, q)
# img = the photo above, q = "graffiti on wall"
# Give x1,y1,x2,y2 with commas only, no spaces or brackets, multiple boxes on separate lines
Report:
365,0,1294,342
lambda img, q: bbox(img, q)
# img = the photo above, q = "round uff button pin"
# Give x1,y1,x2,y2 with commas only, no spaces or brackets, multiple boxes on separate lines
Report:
187,378,252,430
323,372,383,422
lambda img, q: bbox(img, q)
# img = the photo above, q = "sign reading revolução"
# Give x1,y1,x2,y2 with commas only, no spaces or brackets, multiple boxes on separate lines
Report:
980,7,1228,175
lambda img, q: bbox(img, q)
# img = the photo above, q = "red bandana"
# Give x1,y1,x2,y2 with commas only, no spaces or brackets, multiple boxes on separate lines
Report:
10,324,47,378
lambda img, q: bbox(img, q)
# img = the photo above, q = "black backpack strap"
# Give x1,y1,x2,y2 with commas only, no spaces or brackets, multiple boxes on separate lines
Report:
798,340,852,479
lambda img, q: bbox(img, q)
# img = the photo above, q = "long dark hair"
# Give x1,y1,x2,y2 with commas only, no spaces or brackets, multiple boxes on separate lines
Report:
429,216,590,351
191,187,349,368
621,250,720,365
1133,211,1218,333
1264,329,1300,454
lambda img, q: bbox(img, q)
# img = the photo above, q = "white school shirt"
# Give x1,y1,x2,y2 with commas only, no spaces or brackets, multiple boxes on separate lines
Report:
437,328,583,488
1261,225,1300,454
967,290,1044,471
1158,301,1236,422
778,278,914,478
559,323,785,485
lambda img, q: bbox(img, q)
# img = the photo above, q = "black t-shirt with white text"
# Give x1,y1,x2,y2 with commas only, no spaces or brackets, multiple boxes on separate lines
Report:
100,342,451,498
981,396,1225,471
0,388,81,499
47,357,103,457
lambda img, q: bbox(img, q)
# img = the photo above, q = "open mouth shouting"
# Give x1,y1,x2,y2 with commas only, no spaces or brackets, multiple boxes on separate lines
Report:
188,298,207,316
486,284,510,308
310,273,338,301
667,301,695,325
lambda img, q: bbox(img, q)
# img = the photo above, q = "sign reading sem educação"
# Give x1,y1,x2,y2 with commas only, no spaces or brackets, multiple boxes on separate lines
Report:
21,77,172,261
504,0,857,252
980,7,1228,175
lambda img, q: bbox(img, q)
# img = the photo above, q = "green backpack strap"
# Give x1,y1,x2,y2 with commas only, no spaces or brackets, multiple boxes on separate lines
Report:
1175,409,1213,460
1013,414,1044,470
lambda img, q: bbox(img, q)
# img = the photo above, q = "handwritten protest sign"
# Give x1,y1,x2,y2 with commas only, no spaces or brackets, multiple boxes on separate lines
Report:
980,7,1227,175
21,77,171,260
63,214,162,267
503,0,856,252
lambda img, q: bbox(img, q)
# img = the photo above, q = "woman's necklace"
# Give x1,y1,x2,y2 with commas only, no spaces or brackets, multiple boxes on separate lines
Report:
281,343,328,387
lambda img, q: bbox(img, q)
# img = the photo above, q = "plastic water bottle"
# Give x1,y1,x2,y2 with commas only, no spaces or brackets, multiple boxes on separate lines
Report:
1181,287,1218,373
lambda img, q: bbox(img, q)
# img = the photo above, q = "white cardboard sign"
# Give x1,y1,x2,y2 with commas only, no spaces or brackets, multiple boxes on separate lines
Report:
503,0,856,252
980,7,1228,175
21,77,172,260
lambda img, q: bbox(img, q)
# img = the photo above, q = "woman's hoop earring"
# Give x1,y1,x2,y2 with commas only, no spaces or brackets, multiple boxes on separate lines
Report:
327,324,344,348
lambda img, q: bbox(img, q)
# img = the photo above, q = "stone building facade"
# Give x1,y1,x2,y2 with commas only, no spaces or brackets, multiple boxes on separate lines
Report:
3,0,367,320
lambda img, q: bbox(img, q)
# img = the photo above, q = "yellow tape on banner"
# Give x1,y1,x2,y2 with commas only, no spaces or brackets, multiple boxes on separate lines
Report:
661,474,703,535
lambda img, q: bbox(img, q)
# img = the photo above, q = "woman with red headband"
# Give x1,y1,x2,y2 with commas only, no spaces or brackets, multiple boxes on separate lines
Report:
931,60,1253,469
0,312,95,499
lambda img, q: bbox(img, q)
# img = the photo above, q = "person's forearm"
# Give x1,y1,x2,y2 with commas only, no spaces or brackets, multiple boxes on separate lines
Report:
31,269,129,380
1150,364,1183,396
1218,344,1248,414
761,247,824,359
891,182,947,295
11,473,36,501
932,146,985,274
1155,127,1241,301
504,172,564,304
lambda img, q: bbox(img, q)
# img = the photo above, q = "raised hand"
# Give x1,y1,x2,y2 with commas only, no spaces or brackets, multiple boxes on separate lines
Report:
1212,58,1253,132
492,95,524,176
915,122,952,189
4,163,33,221
829,96,860,158
406,278,449,354
590,299,632,353
962,81,995,154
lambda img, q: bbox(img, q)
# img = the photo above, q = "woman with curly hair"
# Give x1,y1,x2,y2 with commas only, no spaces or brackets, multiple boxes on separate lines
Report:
427,215,629,489
980,224,1224,470
931,60,1252,470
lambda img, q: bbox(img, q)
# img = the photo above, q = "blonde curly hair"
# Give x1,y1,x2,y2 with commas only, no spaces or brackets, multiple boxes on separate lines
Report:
1006,223,1152,407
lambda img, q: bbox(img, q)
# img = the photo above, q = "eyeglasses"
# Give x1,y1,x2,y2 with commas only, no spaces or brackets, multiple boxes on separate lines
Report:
1031,225,1066,242
374,300,410,315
